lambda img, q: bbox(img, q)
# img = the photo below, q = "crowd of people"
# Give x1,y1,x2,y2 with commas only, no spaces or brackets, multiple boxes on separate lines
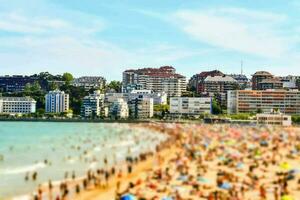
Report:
31,123,300,200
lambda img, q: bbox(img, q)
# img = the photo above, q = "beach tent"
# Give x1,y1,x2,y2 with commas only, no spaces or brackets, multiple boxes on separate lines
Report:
121,194,136,200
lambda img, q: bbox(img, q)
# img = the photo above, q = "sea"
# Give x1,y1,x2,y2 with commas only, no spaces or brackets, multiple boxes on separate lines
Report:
0,122,167,199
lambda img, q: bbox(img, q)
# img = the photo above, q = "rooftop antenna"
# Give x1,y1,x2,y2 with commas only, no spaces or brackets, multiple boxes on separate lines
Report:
240,60,244,75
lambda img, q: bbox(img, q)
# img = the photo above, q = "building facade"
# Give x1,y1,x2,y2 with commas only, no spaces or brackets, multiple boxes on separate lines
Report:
258,78,283,90
170,97,212,115
257,113,292,126
0,76,37,92
122,66,186,97
81,90,105,118
203,75,238,107
251,71,274,90
204,75,238,94
228,74,249,89
72,76,106,91
0,97,36,114
105,91,167,106
227,90,300,115
45,90,69,113
188,70,224,94
128,97,154,119
109,98,129,119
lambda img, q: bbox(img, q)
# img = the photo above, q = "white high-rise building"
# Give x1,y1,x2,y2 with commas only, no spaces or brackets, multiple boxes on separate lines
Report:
0,97,36,114
109,98,129,119
128,97,154,119
45,90,69,113
81,90,105,118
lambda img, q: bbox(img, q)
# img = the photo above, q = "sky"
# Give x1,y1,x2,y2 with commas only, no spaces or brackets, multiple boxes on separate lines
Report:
0,0,300,81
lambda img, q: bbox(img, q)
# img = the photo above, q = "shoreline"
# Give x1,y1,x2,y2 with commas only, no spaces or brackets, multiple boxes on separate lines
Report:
18,123,176,200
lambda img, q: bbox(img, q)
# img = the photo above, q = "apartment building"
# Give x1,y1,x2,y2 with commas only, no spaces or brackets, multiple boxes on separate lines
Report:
227,90,300,115
72,76,106,91
188,70,224,94
45,90,69,113
109,98,129,119
252,71,274,90
0,97,36,114
204,75,238,94
122,66,186,97
258,78,283,90
228,74,249,89
0,75,37,92
128,97,154,119
81,90,105,118
170,97,212,115
105,91,167,106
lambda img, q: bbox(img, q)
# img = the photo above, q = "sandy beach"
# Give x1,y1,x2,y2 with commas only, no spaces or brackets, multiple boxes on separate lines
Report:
28,123,300,200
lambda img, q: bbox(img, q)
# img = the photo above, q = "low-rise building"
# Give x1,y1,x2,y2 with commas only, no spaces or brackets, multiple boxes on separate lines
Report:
109,98,129,119
227,90,300,115
128,97,153,119
257,113,292,126
170,97,212,116
72,76,106,91
45,90,69,113
81,90,105,118
0,97,36,114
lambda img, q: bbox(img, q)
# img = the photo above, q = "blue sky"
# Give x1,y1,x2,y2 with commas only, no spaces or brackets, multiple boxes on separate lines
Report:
1,0,300,81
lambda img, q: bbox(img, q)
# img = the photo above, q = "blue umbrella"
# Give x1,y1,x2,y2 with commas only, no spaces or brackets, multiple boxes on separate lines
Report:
219,182,232,190
121,194,136,200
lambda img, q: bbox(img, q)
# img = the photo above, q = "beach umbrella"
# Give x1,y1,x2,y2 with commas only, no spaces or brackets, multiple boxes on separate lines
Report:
219,182,232,190
121,194,136,200
197,177,211,184
162,197,173,200
236,162,244,169
281,195,294,200
280,162,292,171
177,175,188,182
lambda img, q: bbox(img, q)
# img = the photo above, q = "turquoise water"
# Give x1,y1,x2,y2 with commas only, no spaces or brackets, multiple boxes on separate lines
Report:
0,122,166,199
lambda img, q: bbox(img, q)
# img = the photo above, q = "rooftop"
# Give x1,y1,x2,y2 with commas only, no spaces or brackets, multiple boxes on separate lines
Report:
204,75,237,82
253,71,273,76
0,97,36,102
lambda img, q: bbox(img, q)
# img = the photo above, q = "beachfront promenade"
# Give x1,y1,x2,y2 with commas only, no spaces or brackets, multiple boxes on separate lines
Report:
32,123,300,200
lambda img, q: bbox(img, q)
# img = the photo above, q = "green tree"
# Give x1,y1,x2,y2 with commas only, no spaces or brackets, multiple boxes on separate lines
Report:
62,73,74,85
60,84,88,115
212,99,222,115
106,81,122,92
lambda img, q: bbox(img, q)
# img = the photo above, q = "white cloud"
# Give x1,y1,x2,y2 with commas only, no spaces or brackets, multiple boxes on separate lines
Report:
172,8,291,58
0,12,105,36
